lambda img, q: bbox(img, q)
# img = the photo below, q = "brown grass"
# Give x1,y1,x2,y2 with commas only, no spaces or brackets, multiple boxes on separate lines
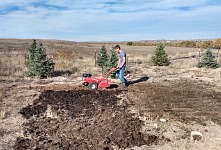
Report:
0,38,220,79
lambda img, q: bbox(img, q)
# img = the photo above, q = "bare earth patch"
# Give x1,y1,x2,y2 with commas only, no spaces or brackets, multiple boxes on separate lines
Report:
1,77,221,150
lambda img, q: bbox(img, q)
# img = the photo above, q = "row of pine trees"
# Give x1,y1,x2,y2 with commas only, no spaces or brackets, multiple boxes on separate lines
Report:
151,43,219,69
25,40,219,78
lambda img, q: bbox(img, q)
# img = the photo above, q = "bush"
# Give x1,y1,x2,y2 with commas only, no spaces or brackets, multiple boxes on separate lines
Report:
197,48,219,69
127,42,134,46
151,43,170,66
26,40,54,78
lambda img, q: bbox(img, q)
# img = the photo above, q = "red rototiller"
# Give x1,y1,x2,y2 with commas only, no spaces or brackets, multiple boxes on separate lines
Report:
82,67,117,90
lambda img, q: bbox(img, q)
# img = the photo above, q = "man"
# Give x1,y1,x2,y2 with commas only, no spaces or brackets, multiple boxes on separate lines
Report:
114,45,127,88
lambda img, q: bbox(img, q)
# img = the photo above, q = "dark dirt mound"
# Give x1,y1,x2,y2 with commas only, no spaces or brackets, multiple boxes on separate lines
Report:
20,90,123,119
15,89,168,150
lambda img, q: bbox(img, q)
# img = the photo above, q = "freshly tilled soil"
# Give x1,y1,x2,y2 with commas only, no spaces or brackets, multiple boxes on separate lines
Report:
15,89,167,150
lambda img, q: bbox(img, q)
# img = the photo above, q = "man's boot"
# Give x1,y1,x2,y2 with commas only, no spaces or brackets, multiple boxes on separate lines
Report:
122,82,127,88
124,78,130,86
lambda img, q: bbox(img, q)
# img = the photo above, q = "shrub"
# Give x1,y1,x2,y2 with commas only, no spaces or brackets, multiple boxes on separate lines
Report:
200,41,213,49
151,43,170,66
127,42,134,46
197,48,219,69
26,40,54,78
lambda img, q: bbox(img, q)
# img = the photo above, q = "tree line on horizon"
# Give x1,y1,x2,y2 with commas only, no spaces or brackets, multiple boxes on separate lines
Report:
127,38,221,49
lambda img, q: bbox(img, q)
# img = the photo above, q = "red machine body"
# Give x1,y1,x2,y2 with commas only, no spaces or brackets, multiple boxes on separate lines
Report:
82,67,117,90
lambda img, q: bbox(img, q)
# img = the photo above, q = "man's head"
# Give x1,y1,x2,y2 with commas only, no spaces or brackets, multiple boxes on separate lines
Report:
114,45,121,52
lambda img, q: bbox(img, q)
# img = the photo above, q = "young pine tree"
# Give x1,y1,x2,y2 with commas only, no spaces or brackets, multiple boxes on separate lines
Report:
97,45,109,67
151,43,170,66
197,48,219,69
105,49,118,78
26,40,54,78
97,45,109,75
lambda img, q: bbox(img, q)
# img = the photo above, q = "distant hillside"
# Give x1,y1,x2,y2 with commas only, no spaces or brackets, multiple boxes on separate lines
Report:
0,38,127,56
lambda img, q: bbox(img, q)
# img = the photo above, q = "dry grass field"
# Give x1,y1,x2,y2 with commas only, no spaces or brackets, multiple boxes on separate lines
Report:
1,39,221,150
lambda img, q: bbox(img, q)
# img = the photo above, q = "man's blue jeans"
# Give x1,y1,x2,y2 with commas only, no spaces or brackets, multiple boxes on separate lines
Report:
116,66,126,83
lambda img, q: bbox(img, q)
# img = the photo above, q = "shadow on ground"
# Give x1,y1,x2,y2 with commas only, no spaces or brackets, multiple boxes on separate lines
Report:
129,76,149,85
109,76,149,89
52,70,72,77
109,84,119,89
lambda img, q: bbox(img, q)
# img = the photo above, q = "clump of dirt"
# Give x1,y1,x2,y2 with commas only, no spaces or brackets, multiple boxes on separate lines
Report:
15,89,168,149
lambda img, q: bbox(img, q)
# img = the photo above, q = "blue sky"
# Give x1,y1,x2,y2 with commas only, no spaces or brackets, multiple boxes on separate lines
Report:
0,0,221,41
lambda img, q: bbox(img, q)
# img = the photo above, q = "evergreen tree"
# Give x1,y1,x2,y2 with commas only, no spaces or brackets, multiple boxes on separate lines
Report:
26,40,54,78
97,45,109,67
151,43,170,66
97,46,109,75
197,48,219,68
96,46,118,77
105,49,118,78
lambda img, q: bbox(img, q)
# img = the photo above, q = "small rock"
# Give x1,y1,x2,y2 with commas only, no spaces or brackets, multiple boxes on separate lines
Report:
190,131,203,141
138,116,147,121
76,77,83,81
160,118,166,123
153,123,158,128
